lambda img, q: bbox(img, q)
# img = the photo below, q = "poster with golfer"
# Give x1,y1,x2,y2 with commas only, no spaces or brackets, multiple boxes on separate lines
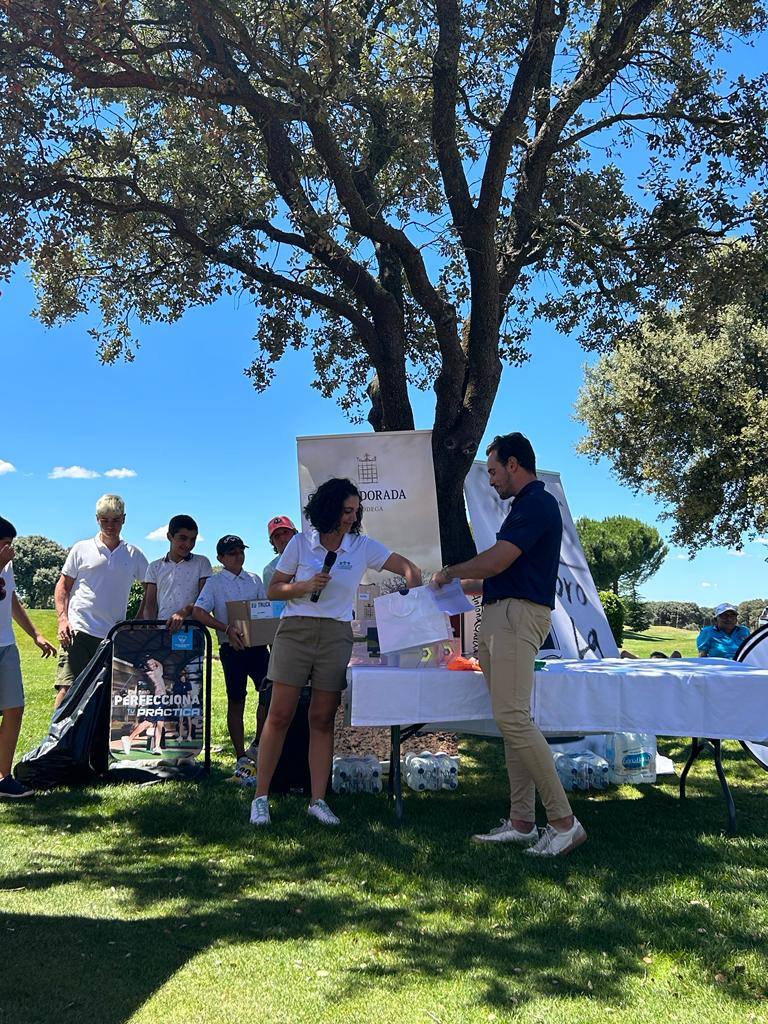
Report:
110,626,205,764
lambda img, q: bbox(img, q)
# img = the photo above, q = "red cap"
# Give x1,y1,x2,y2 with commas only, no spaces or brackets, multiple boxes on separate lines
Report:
267,515,297,538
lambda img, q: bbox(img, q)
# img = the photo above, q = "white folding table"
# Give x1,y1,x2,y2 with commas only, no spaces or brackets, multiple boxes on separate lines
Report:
346,658,768,829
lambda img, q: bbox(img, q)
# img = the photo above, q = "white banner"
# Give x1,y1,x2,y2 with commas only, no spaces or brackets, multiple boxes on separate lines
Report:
464,462,619,659
297,430,442,582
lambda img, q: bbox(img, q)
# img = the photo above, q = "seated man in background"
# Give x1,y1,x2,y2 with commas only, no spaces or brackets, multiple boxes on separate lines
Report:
139,514,212,631
697,603,750,659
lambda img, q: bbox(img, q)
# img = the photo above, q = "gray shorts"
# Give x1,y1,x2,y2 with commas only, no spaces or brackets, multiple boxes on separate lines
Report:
267,616,353,692
0,644,24,711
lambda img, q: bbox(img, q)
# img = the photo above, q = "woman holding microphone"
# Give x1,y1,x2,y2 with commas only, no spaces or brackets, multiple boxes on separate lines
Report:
251,478,421,827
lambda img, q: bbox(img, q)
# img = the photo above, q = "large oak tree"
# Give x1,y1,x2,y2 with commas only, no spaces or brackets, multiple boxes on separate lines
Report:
2,1,766,559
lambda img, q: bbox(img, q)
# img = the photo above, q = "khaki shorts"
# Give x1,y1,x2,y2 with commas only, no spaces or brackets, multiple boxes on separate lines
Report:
267,616,353,692
55,630,103,690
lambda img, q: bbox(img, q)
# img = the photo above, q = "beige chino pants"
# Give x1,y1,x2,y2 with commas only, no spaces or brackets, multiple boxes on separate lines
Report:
478,598,572,822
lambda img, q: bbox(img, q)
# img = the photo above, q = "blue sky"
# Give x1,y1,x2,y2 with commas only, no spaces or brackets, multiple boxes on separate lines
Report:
2,268,766,604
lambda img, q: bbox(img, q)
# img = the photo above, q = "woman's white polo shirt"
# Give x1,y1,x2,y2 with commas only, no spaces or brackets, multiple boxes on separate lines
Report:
275,530,390,622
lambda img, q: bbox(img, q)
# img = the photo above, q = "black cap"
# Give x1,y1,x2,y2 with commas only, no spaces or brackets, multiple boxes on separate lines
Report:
216,534,248,556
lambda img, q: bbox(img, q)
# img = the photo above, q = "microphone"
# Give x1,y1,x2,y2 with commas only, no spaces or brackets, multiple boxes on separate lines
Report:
310,550,337,602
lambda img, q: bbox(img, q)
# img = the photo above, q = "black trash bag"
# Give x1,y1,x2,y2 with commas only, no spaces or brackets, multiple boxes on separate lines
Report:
15,641,113,789
262,684,312,795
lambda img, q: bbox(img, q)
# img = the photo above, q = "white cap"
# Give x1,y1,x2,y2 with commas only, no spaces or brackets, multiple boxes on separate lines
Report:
714,602,737,617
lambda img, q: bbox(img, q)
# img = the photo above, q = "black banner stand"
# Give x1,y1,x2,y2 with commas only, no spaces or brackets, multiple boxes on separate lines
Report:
107,618,213,776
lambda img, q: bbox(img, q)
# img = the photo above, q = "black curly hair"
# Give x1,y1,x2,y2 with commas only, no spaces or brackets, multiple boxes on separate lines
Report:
303,478,363,535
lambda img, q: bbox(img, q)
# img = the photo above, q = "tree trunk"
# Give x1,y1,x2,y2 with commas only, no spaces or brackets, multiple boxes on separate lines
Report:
432,440,477,564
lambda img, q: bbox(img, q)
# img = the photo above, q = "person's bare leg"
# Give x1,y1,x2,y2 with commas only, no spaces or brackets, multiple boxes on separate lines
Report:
308,690,341,801
255,684,301,797
54,685,69,709
128,720,151,742
227,699,247,760
0,707,23,778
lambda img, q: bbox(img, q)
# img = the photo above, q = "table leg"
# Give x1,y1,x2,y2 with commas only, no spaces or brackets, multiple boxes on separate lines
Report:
679,737,737,835
391,725,403,823
712,739,737,835
679,737,703,800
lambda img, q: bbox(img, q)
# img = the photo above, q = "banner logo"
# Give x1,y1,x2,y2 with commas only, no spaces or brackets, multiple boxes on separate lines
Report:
357,452,379,484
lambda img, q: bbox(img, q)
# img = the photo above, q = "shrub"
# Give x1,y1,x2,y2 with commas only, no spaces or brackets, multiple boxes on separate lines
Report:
126,580,144,620
599,590,625,646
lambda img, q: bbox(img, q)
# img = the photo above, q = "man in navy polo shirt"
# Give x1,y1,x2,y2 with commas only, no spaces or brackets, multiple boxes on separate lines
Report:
433,432,586,857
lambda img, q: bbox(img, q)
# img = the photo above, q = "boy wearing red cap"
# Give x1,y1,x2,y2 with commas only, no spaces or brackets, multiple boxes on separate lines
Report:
263,516,298,587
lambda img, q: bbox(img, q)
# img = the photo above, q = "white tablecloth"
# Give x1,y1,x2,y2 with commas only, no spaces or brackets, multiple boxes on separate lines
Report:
346,658,768,743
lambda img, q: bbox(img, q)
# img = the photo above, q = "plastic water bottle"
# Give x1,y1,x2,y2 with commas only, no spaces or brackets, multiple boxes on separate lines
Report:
433,752,459,790
404,752,440,791
552,752,577,791
574,751,610,790
332,755,383,794
606,733,657,785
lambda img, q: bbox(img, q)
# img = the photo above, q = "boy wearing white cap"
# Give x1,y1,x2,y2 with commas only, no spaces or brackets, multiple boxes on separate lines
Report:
697,603,750,659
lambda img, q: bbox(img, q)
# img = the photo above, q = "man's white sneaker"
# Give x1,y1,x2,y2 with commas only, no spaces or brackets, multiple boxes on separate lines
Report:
250,795,271,826
307,799,340,826
525,818,587,857
471,819,538,844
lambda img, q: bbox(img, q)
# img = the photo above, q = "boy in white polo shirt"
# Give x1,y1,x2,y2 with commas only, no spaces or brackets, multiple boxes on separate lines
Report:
139,514,212,630
193,535,269,769
54,494,148,707
0,516,57,798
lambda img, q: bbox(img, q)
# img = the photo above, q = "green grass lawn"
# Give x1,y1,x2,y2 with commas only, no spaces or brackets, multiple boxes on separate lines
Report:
2,612,768,1024
622,625,701,658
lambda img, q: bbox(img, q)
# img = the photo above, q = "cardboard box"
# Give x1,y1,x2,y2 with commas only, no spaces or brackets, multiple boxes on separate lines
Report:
226,599,281,646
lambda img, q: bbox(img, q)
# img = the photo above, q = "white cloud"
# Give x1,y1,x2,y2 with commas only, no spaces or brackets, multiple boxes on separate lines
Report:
146,524,205,543
674,553,689,560
754,537,768,546
701,581,716,588
0,460,16,475
728,549,747,558
49,465,100,479
104,467,137,479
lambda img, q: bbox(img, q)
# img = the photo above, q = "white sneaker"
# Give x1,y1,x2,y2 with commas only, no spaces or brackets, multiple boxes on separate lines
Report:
250,795,271,826
525,818,587,857
307,799,340,826
471,819,538,844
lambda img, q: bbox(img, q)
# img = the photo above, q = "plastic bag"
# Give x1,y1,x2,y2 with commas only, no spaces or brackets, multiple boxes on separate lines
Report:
374,586,453,654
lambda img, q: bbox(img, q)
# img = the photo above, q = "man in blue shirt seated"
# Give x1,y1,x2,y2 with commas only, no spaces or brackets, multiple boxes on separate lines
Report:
697,603,750,659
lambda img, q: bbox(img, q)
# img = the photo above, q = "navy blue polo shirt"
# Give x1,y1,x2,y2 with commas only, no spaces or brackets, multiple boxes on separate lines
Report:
482,480,562,609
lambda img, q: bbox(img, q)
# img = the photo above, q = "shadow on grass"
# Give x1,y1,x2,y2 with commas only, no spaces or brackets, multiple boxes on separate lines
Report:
1,740,767,1021
623,630,675,644
0,898,404,1024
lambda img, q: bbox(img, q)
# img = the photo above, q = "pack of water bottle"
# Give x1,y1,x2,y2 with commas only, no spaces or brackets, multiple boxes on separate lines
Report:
331,755,383,795
605,732,657,785
403,751,459,791
552,750,610,792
